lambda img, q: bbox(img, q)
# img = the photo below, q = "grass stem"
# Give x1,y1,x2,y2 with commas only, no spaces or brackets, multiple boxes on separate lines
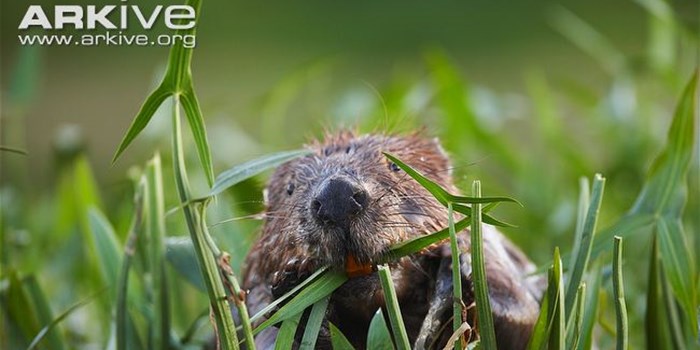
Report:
613,236,628,350
470,180,497,349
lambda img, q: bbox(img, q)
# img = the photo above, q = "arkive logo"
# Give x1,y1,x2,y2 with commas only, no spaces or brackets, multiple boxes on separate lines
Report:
18,0,196,30
17,1,197,48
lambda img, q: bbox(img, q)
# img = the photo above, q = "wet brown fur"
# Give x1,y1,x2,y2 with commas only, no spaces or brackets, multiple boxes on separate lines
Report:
241,131,542,349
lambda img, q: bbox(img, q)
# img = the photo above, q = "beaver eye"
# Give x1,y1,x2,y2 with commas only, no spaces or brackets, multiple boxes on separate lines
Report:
286,182,295,195
389,162,401,172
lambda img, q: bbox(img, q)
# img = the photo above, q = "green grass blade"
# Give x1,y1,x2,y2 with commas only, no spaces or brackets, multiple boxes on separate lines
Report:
191,206,240,349
566,283,586,350
367,309,393,350
586,214,655,260
470,181,497,349
645,236,681,349
589,73,697,261
452,203,516,228
656,217,696,340
23,276,67,350
73,155,103,226
254,270,347,334
565,174,605,316
478,213,517,228
329,322,354,350
172,97,238,349
659,257,688,349
384,217,470,261
180,89,214,186
113,0,207,176
449,194,520,206
162,0,200,89
448,203,463,349
299,296,330,350
27,290,98,350
5,271,40,347
115,199,143,350
144,154,170,350
87,207,122,289
377,264,410,350
527,248,565,350
567,177,590,276
612,237,628,350
196,205,256,349
385,202,501,261
549,248,565,350
250,267,330,324
384,153,520,207
3,271,91,350
275,312,302,350
53,165,77,237
112,85,170,163
209,149,312,197
591,71,698,341
629,71,696,217
164,237,206,292
527,266,552,350
576,260,602,350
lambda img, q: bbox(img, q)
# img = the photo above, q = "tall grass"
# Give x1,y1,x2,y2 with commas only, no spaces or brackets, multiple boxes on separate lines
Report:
1,1,697,349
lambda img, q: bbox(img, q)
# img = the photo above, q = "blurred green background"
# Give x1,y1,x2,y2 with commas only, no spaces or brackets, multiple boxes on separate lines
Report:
1,0,699,349
2,0,696,185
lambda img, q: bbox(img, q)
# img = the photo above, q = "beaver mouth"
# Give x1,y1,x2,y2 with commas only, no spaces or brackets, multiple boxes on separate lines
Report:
304,224,383,270
345,254,374,277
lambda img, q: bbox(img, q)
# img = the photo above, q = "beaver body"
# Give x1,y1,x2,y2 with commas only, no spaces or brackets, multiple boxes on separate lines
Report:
241,132,542,349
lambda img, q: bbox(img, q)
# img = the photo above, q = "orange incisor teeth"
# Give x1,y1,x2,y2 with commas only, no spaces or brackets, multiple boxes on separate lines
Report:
345,254,373,277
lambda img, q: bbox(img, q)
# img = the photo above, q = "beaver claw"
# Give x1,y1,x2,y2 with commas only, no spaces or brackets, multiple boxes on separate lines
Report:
270,257,313,299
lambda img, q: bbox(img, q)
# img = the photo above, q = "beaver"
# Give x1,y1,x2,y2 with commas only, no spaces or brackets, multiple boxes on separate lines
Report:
240,131,543,349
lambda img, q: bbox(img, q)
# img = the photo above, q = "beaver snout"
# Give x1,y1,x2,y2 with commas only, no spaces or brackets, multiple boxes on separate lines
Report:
310,177,368,227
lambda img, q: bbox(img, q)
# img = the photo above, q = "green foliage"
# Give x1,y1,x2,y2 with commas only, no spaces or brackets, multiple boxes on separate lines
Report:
172,103,239,349
208,149,312,198
528,248,565,350
447,203,464,349
112,0,213,186
299,296,330,349
564,174,605,316
469,181,497,349
377,264,410,350
87,208,122,292
253,269,347,335
1,1,698,349
329,322,355,350
3,272,66,350
275,312,302,350
566,283,586,349
612,237,628,350
367,310,393,350
378,154,518,348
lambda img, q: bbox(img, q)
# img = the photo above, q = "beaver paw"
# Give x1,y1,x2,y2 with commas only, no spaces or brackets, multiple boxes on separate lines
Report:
270,257,314,300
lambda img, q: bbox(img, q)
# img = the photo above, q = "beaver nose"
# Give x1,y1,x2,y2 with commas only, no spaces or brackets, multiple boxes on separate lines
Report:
311,178,368,226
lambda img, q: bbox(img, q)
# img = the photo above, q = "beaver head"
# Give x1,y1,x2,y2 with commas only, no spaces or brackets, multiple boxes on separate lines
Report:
259,131,456,273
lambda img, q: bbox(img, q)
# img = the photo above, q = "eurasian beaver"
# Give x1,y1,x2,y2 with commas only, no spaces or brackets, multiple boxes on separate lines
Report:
240,131,542,349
